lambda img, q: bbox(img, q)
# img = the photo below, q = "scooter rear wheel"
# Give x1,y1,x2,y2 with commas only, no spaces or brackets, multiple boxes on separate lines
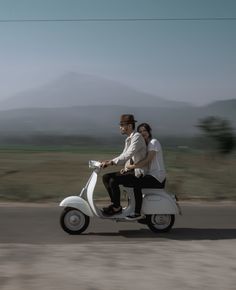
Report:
146,214,175,233
60,207,90,235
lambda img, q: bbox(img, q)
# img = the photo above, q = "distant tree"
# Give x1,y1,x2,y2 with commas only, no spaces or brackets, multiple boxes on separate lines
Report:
197,116,235,154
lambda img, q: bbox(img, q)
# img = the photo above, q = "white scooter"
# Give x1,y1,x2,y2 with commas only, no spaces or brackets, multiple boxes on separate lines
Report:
59,160,182,234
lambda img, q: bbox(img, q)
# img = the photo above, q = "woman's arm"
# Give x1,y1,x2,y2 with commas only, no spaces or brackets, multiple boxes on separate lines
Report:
126,150,156,169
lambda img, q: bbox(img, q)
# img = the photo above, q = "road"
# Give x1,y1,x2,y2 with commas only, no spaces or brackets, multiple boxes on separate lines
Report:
0,202,236,290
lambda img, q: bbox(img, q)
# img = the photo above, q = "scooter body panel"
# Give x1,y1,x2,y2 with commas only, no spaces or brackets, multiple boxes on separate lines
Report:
141,189,179,214
87,171,100,216
60,196,94,217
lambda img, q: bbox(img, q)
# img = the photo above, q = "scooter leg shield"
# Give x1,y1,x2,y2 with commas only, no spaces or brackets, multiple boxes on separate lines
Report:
60,196,94,217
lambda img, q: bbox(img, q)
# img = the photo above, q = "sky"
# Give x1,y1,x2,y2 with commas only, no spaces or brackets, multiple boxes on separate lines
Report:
0,0,235,105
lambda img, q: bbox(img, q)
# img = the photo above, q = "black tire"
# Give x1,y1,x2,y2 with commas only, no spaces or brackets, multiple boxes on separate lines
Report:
146,214,175,233
60,207,90,235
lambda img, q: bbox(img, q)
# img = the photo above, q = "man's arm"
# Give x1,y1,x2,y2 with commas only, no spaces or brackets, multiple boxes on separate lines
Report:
112,133,145,165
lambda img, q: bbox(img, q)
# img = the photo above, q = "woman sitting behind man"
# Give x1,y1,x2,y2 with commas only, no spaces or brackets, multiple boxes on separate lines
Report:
126,123,166,219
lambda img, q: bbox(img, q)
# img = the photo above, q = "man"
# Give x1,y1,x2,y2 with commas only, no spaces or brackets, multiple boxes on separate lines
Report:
101,114,146,216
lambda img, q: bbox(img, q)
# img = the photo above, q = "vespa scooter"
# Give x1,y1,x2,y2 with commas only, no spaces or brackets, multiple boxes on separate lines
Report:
59,160,181,234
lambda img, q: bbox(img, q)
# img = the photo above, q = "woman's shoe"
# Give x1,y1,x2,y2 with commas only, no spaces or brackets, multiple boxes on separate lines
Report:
126,213,143,220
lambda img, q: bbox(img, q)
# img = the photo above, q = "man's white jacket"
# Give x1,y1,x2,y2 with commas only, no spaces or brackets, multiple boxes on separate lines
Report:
112,132,147,177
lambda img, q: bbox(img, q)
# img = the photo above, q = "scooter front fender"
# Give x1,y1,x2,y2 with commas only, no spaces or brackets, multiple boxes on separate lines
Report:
60,196,94,217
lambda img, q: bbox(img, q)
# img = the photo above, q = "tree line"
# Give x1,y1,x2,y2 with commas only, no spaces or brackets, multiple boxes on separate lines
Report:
0,116,235,154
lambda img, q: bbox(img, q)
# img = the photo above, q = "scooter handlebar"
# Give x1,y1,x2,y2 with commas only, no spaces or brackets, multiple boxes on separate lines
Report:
89,160,102,169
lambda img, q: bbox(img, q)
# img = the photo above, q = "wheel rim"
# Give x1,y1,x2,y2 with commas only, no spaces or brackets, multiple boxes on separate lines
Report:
64,209,86,231
150,214,172,230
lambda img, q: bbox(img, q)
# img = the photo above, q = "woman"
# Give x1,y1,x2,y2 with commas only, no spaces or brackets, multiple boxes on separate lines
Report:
126,123,166,219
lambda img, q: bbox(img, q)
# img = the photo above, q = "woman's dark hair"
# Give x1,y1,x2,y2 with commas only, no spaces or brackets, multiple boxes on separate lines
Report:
137,123,152,139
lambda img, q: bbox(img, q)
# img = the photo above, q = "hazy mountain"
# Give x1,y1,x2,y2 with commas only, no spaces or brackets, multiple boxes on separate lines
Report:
0,72,189,110
203,99,236,121
0,99,235,140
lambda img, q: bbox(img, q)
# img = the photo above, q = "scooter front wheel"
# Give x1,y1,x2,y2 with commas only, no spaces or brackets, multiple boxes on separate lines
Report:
146,214,175,233
60,207,90,235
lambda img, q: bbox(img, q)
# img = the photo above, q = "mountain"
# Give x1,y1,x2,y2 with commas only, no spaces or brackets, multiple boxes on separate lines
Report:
203,99,236,121
0,72,189,110
0,71,234,139
0,100,235,140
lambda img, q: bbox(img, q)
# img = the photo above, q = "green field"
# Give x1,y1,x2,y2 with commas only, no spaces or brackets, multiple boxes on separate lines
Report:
0,146,235,202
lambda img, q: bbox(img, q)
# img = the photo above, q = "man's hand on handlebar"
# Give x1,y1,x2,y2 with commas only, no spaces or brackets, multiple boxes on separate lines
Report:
100,160,114,168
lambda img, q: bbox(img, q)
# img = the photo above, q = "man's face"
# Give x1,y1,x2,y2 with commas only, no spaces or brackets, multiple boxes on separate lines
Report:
119,123,130,135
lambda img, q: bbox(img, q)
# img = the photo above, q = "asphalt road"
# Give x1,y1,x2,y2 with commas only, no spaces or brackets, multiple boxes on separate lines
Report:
0,202,236,243
0,202,236,290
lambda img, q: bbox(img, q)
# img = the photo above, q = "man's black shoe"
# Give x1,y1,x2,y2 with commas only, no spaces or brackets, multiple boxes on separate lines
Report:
103,205,122,216
102,204,114,214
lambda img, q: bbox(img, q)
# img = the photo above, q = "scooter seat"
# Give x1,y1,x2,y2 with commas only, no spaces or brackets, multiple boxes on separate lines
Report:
123,186,166,194
142,188,166,195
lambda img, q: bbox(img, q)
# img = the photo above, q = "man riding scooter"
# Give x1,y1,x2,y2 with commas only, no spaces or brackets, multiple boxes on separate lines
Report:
59,114,181,234
101,114,146,218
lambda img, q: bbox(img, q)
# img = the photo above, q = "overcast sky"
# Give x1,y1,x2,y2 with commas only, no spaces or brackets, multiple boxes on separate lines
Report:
0,0,235,105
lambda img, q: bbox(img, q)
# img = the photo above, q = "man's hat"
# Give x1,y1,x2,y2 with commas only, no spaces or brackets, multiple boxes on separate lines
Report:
119,114,137,125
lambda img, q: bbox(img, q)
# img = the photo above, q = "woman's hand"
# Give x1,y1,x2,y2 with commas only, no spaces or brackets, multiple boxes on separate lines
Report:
120,168,128,174
126,164,135,170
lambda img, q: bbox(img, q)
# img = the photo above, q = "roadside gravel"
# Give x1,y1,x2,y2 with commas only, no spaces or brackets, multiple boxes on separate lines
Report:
0,240,235,290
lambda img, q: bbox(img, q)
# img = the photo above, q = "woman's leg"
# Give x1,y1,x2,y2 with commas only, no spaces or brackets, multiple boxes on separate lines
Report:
139,175,166,189
133,176,166,214
133,185,143,214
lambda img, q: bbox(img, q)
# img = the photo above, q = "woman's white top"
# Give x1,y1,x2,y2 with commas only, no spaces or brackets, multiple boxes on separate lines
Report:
146,138,166,182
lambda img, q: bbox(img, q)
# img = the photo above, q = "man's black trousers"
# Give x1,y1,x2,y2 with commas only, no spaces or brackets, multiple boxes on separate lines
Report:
103,171,165,214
